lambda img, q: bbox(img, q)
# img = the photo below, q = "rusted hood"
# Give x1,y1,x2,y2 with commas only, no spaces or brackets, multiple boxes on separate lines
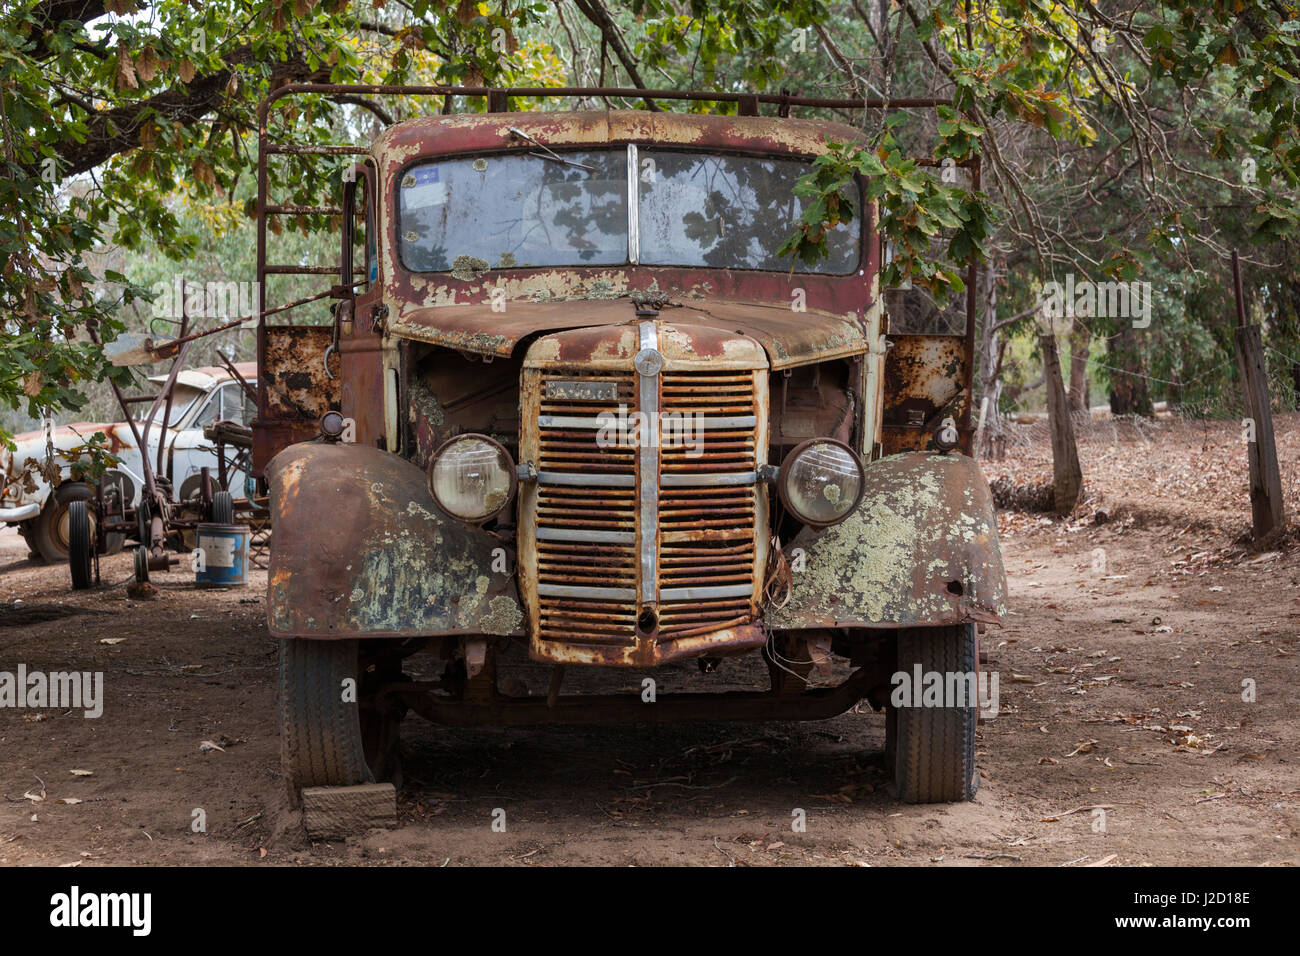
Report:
391,297,868,370
10,422,116,444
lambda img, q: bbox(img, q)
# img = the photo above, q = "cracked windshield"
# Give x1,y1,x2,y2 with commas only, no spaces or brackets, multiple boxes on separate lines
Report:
398,149,628,271
397,148,858,273
638,150,859,273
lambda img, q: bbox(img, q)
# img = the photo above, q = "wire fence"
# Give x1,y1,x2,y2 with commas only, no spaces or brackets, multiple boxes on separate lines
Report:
984,345,1300,456
978,341,1300,529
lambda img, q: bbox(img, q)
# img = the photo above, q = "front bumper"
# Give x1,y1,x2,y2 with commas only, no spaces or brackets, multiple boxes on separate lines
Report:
0,502,41,522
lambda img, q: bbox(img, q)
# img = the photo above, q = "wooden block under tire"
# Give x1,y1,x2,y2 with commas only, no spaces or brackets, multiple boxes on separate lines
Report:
301,783,397,838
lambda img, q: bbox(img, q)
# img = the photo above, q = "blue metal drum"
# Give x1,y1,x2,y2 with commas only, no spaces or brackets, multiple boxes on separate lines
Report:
195,523,251,587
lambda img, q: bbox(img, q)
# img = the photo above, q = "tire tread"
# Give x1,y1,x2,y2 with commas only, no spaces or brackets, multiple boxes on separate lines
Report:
892,624,978,803
67,500,92,590
279,639,374,796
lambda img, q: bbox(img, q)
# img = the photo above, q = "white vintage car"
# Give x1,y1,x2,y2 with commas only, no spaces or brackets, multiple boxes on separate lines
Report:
0,362,256,562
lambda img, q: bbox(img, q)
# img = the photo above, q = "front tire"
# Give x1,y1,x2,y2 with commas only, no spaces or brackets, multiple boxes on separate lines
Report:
211,490,234,524
278,638,402,800
67,500,93,590
888,624,979,803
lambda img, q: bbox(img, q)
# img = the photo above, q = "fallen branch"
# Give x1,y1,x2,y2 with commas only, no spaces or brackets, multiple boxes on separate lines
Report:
1042,803,1115,822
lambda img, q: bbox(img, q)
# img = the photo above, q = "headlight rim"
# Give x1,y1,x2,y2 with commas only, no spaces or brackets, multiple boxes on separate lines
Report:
427,432,518,525
776,436,865,528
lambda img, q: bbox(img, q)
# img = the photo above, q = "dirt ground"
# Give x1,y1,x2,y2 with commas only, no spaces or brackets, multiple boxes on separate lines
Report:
2,416,1298,867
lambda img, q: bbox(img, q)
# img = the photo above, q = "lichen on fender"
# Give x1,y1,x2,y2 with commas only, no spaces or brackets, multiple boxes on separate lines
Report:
766,451,1007,630
265,441,524,639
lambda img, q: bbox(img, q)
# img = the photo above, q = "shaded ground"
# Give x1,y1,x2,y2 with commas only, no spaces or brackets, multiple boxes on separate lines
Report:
1,417,1297,866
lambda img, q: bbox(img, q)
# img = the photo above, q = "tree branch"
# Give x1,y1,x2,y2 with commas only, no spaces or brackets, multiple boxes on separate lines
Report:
569,0,659,110
23,0,108,60
333,94,394,126
50,49,330,177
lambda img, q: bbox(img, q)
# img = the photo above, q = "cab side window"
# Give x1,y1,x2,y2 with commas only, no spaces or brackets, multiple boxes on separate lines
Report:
193,384,254,428
355,167,375,292
192,390,221,428
221,383,255,426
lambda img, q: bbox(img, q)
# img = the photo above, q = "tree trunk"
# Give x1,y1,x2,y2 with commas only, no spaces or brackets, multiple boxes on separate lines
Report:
1107,322,1153,416
1232,251,1286,539
974,259,1004,459
1041,332,1083,515
1067,319,1090,412
1235,323,1286,538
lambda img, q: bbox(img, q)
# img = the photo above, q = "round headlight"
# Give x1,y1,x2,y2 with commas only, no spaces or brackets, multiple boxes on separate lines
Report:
777,438,865,527
428,434,516,523
319,410,346,441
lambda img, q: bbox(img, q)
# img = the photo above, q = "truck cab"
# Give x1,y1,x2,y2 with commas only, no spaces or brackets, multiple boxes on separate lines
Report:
256,94,1006,804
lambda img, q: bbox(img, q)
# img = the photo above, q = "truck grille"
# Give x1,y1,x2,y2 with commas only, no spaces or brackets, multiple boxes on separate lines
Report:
524,328,766,665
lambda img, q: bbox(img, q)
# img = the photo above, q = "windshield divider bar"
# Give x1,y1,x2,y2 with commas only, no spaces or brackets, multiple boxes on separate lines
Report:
627,144,639,265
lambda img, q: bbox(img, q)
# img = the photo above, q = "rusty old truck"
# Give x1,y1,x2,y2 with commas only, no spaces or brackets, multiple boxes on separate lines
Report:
253,85,1007,804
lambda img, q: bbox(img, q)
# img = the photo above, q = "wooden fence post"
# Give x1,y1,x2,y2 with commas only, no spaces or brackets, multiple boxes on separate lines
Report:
1232,251,1285,540
1040,331,1083,515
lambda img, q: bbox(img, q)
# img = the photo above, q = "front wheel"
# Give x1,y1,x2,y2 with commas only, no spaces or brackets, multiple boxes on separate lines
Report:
278,638,402,800
31,482,92,563
887,623,979,803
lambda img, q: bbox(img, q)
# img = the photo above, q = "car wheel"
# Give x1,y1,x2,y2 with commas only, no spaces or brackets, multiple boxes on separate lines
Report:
67,500,93,590
889,623,979,803
135,498,152,549
177,473,206,505
278,638,403,802
31,482,94,563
